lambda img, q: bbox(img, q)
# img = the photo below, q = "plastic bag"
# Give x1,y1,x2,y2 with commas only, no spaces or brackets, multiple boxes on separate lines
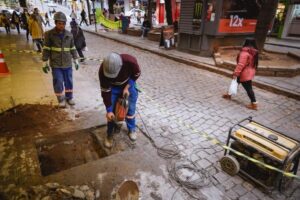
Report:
82,46,88,51
228,79,238,95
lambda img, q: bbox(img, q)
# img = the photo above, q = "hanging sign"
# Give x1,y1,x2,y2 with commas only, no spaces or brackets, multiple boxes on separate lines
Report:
218,0,260,33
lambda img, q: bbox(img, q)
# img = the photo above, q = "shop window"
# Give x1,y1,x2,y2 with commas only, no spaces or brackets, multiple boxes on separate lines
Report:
291,4,300,20
221,0,260,19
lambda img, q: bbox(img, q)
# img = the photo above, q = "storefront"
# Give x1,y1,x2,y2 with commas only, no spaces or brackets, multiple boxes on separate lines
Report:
178,0,260,56
282,0,300,38
270,1,287,37
155,0,181,24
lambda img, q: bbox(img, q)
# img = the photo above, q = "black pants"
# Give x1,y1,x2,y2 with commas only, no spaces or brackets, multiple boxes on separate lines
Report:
34,39,43,52
80,19,88,26
238,78,256,103
76,48,84,60
15,23,20,34
26,27,29,40
5,24,10,34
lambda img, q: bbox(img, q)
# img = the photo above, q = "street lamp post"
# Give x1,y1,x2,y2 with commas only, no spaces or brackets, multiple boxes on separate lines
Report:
90,0,97,32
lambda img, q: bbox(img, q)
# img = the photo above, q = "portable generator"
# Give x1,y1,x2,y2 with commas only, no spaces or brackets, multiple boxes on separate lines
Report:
220,117,300,192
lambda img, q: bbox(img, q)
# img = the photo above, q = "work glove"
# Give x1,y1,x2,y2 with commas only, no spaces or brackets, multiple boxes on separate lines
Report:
74,59,80,70
42,61,50,74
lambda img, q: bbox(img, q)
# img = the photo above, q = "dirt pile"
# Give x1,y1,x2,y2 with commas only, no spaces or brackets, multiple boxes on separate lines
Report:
0,104,69,133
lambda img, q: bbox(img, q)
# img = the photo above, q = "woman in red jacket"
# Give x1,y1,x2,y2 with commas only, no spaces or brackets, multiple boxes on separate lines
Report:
223,38,259,110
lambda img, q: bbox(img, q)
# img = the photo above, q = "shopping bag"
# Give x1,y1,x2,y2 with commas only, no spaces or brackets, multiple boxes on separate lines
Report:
228,79,238,95
82,46,88,51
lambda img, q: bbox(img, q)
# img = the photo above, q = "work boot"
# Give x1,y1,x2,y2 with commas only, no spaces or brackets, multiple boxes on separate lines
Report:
246,102,258,110
128,130,137,141
66,99,75,106
222,94,231,100
104,135,113,148
58,100,66,108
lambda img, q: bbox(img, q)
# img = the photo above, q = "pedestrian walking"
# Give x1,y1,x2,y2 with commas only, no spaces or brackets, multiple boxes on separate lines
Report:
11,10,21,34
21,9,30,41
42,12,79,108
45,13,50,27
28,14,44,52
0,12,10,34
141,15,151,38
222,38,259,110
70,9,77,20
70,19,86,62
33,8,46,27
79,9,88,26
99,52,141,148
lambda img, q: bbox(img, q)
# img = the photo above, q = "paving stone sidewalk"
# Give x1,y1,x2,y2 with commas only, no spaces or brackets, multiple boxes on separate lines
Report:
79,31,300,200
82,25,300,100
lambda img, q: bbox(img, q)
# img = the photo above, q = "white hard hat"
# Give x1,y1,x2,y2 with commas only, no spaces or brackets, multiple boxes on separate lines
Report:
103,53,122,78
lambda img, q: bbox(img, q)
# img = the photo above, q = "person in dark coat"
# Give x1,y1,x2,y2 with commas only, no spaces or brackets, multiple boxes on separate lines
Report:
141,14,151,38
21,9,30,40
11,10,21,34
79,9,88,26
70,19,86,62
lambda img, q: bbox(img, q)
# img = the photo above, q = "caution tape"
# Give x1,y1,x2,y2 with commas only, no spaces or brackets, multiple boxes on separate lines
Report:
141,93,300,180
3,48,40,55
2,49,103,62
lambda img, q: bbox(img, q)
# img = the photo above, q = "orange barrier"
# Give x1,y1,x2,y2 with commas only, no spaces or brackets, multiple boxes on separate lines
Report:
0,50,10,77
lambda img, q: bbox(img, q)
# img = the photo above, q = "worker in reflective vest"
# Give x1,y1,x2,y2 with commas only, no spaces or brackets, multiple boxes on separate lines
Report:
42,12,79,108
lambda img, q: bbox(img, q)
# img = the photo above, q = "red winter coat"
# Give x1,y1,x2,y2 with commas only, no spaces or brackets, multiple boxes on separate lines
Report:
233,47,258,82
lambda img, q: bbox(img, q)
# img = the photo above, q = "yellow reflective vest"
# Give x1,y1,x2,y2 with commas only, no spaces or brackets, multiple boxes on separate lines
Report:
42,28,78,68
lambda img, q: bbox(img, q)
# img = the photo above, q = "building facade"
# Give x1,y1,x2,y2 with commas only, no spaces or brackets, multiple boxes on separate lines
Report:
178,0,260,56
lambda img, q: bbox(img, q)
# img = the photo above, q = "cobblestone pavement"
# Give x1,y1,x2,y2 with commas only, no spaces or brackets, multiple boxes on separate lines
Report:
80,32,300,200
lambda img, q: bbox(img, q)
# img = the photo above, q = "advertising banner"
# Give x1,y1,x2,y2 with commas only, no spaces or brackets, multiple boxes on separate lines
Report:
218,0,260,33
192,0,203,29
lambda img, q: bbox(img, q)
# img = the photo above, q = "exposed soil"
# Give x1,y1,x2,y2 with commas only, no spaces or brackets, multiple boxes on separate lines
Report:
219,49,299,67
37,131,107,176
0,104,69,134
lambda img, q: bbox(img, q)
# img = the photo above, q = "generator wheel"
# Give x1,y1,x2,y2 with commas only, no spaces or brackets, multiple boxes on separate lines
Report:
220,155,240,176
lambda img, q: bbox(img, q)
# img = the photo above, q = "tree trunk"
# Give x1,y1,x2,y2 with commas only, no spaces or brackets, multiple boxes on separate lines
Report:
165,0,173,25
255,0,279,51
108,0,117,14
147,0,153,28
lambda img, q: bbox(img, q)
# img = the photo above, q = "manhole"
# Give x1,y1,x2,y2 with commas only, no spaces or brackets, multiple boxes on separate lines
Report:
36,128,108,176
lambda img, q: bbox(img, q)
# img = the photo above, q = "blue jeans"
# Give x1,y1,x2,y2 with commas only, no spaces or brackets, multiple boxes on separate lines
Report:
107,84,138,136
52,67,73,102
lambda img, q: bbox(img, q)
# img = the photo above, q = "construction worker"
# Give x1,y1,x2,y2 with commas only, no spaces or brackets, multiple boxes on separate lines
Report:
42,12,79,108
99,53,141,148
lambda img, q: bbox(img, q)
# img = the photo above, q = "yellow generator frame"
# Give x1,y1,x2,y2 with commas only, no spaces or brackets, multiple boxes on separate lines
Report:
220,117,300,192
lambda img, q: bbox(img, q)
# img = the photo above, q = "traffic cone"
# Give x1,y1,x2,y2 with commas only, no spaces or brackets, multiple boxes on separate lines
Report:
0,50,10,77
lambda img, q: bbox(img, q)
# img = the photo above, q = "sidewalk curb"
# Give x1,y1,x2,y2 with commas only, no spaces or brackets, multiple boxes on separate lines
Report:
84,29,300,101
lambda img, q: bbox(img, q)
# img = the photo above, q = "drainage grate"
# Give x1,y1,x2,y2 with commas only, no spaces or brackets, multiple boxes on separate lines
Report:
36,129,107,176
